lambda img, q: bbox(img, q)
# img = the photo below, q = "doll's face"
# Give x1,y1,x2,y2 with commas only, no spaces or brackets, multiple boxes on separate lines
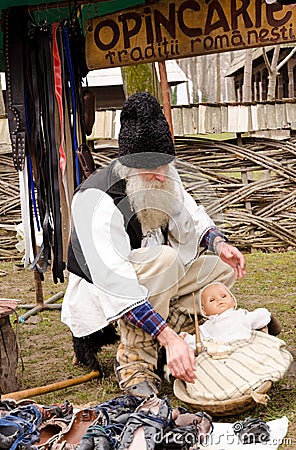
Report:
201,284,236,316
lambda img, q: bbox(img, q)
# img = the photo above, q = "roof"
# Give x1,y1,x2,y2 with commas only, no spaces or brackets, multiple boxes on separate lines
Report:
83,60,188,87
0,60,187,91
225,44,296,77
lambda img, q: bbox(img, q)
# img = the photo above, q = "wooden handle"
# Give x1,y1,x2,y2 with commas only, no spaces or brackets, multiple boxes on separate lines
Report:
193,292,202,355
1,371,100,401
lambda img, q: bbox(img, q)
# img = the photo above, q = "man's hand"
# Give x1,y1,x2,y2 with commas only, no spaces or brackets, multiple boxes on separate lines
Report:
214,238,246,280
157,326,196,383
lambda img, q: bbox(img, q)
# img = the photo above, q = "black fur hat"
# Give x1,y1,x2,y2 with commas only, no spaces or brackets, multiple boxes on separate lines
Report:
118,92,175,169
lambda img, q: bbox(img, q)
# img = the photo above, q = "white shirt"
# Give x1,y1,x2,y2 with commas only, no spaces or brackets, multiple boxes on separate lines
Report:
184,308,271,348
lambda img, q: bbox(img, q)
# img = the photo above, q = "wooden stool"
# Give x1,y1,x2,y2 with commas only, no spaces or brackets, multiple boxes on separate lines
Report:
0,301,19,393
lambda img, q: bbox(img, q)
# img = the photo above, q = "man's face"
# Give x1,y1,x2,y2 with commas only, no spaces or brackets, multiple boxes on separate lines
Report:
125,163,178,233
201,283,236,316
135,164,170,182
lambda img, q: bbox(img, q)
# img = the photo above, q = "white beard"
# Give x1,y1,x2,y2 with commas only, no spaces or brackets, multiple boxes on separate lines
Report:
125,169,179,234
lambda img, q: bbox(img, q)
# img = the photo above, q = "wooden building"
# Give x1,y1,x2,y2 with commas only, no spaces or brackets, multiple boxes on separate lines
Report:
82,60,189,108
225,45,296,102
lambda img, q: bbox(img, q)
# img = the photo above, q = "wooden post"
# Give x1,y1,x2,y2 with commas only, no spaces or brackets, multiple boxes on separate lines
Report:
33,268,44,306
158,61,174,140
287,59,294,99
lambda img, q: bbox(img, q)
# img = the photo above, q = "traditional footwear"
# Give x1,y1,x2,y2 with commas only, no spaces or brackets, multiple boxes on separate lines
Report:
37,400,73,422
52,408,103,448
94,394,142,424
161,423,205,448
233,417,270,444
0,399,37,418
36,418,70,448
174,411,213,434
117,394,172,450
161,411,213,447
124,380,159,398
0,404,42,450
114,356,162,399
76,424,111,450
103,423,125,448
76,423,126,450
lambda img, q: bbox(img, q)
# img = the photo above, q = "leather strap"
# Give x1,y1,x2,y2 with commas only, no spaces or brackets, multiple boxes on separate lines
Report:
4,10,87,284
62,25,81,186
3,7,30,171
26,25,52,277
52,22,67,177
42,27,65,283
19,160,34,267
77,143,96,180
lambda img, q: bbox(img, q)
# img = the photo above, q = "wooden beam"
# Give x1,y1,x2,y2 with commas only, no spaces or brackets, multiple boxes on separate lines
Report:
27,0,152,12
158,61,174,141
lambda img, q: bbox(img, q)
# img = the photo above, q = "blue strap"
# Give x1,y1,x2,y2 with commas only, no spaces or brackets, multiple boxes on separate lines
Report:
27,154,41,232
24,74,40,232
0,404,43,450
62,25,81,186
24,72,40,231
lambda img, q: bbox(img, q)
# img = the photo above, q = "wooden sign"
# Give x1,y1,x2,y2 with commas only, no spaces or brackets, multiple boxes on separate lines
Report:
85,0,296,69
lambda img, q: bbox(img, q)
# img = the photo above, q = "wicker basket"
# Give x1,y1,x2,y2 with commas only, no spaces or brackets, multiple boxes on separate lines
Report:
173,379,272,417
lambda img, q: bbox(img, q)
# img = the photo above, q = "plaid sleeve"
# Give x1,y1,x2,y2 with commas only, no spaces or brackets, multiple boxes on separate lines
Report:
201,227,227,253
124,301,168,338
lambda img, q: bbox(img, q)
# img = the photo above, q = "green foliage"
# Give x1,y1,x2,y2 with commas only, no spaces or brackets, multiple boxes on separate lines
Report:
121,63,160,99
170,86,177,105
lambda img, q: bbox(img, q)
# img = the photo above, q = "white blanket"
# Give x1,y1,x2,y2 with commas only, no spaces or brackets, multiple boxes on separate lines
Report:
202,416,289,450
185,331,292,402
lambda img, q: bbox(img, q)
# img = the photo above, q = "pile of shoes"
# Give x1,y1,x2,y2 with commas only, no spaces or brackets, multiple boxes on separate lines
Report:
0,400,42,449
233,416,271,444
0,395,214,449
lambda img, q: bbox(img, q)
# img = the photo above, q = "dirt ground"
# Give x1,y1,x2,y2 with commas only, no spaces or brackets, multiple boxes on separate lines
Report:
0,252,295,449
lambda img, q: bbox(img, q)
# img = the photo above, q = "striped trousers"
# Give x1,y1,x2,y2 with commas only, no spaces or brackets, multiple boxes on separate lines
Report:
116,245,234,389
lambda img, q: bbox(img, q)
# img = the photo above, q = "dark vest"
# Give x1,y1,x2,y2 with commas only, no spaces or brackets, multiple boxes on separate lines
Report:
67,161,167,283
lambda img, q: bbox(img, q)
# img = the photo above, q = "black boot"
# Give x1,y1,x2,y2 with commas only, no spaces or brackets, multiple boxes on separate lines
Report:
72,324,119,372
267,314,282,336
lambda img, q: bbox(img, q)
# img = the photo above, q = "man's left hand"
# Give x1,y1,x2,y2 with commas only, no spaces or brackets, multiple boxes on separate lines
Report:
214,240,246,279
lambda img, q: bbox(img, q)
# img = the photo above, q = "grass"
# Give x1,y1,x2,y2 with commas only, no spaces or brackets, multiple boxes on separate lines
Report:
0,252,295,448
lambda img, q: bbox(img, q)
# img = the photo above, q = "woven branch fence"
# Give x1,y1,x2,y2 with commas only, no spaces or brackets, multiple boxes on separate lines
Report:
92,136,296,252
0,154,21,260
1,136,296,260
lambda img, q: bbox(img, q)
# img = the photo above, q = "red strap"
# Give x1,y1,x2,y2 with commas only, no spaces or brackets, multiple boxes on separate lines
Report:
52,22,66,175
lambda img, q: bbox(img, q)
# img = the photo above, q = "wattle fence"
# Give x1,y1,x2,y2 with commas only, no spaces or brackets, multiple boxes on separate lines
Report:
1,115,296,260
92,136,296,253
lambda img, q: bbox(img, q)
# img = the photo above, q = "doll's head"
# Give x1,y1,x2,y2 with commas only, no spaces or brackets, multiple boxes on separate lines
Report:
198,282,237,317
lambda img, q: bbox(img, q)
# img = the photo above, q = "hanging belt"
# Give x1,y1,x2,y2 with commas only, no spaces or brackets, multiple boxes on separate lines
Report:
19,159,34,267
26,25,52,277
3,7,37,269
52,22,67,176
3,7,30,171
35,26,65,283
62,25,81,186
